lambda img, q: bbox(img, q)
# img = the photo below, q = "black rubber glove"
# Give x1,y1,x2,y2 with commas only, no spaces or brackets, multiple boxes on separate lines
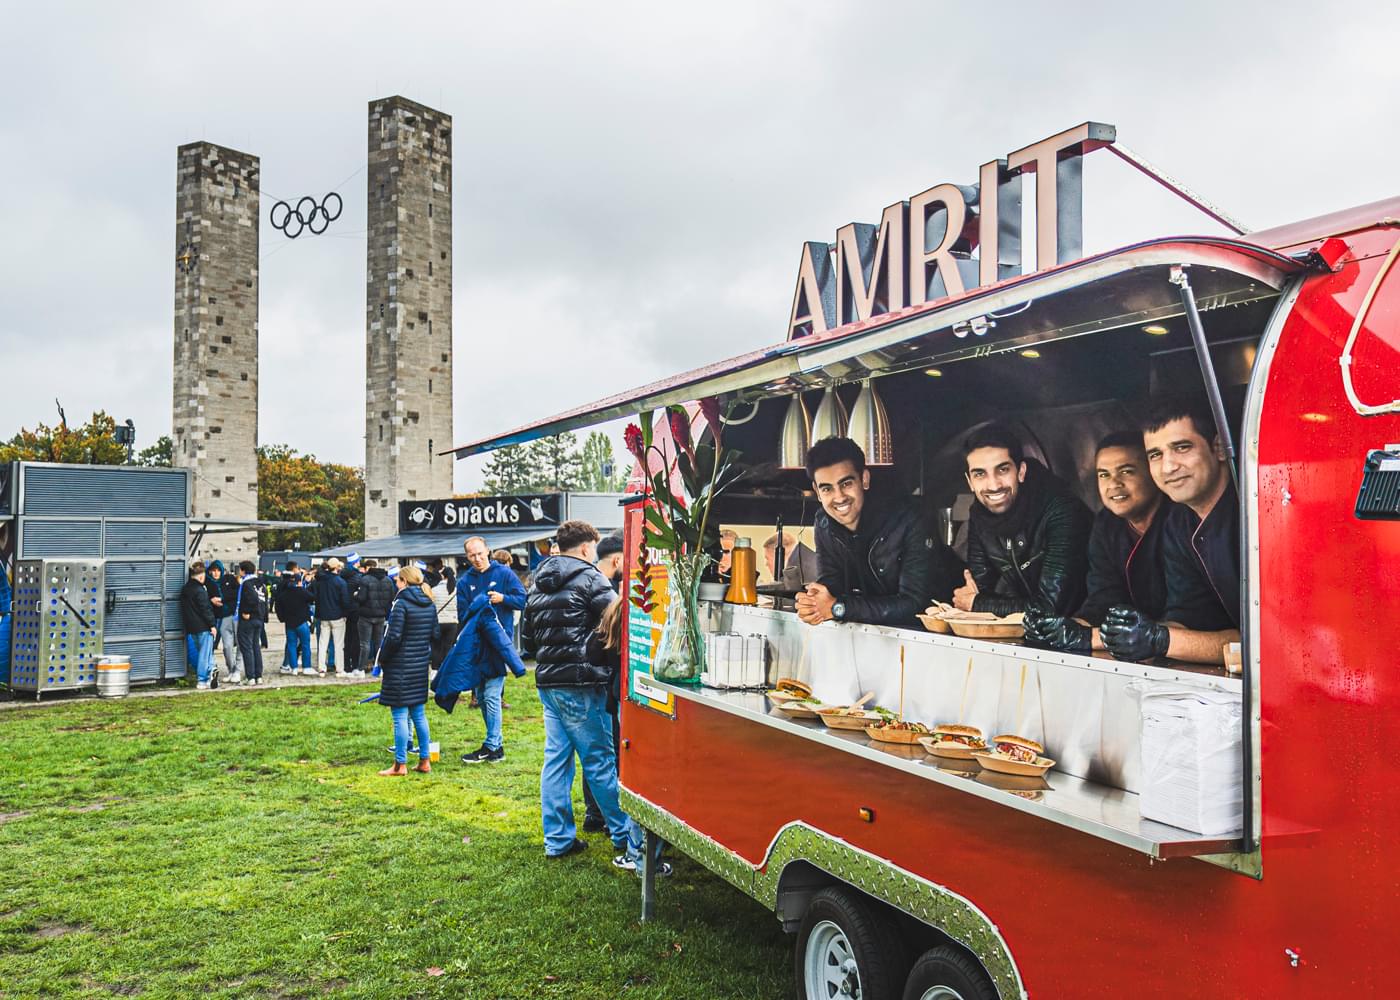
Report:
1022,607,1091,653
1101,606,1170,662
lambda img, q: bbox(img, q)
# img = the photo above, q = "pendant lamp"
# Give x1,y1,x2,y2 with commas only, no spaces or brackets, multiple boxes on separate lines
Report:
809,386,849,443
847,379,894,465
778,394,811,469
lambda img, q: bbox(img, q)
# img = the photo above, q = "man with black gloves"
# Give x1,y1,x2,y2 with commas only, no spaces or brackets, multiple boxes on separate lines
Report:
796,436,964,629
521,519,644,866
1099,398,1240,664
354,559,395,677
180,560,218,690
952,424,1093,618
1024,432,1170,652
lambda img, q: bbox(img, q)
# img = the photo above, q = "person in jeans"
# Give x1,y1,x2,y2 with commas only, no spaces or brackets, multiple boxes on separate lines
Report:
313,557,352,675
377,565,439,776
274,564,316,675
457,535,527,763
180,560,218,690
212,561,243,683
521,519,643,864
354,559,394,677
234,560,266,686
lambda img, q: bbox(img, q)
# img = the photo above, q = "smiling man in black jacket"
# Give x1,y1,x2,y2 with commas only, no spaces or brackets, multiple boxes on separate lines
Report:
796,437,964,629
953,424,1093,617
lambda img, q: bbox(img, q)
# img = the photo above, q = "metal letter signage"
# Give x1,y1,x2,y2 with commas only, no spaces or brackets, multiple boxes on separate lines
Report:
785,122,1116,341
398,494,562,534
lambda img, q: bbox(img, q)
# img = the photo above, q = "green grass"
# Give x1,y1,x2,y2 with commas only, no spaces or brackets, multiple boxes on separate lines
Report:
0,678,792,999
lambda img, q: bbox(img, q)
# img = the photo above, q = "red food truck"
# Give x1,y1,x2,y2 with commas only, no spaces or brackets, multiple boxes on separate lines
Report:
449,123,1400,998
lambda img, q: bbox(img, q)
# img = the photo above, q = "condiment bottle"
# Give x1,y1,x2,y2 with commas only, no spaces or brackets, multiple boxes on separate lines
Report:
724,537,758,605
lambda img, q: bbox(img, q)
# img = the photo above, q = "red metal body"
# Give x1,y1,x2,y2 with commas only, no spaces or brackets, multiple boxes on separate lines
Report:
618,210,1400,995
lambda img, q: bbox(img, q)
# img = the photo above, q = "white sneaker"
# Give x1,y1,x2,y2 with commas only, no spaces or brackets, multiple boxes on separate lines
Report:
228,673,243,684
196,682,210,690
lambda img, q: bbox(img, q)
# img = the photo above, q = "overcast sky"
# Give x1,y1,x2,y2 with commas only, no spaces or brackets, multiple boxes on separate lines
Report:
3,1,1397,490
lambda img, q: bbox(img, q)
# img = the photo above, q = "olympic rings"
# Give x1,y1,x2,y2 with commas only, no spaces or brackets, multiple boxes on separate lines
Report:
270,192,343,239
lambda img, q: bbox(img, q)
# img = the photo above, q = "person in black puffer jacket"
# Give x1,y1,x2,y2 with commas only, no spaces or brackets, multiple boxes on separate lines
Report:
522,520,643,863
354,560,395,677
377,565,440,776
954,423,1093,618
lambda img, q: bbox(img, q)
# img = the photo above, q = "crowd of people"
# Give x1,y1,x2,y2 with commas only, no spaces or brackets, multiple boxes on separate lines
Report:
790,395,1240,665
178,522,654,871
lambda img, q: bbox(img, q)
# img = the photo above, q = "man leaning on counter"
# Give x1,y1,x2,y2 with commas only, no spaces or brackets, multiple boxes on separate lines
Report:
1024,430,1171,652
1097,398,1241,664
795,437,964,629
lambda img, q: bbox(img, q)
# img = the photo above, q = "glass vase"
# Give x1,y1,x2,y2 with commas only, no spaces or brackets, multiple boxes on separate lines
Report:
654,553,707,686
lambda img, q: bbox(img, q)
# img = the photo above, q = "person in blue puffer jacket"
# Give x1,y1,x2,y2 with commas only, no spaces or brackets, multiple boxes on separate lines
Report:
376,565,440,777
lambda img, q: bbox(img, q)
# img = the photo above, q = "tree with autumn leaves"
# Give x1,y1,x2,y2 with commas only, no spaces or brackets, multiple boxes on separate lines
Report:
0,410,129,465
255,445,363,551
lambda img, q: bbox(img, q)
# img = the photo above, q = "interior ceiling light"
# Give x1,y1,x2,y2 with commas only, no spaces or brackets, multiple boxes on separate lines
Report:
1019,348,1041,359
924,368,943,377
778,393,811,469
848,378,894,465
1142,324,1170,336
809,386,849,443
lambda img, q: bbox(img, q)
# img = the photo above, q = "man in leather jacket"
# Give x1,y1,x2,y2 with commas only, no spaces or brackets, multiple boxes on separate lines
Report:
521,519,643,864
1024,431,1171,652
952,424,1092,618
796,437,964,630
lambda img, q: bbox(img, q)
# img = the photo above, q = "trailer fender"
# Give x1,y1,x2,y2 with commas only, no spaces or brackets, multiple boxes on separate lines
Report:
621,788,1026,1000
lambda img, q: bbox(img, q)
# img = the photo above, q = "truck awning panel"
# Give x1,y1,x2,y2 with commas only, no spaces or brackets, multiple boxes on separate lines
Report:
445,237,1304,459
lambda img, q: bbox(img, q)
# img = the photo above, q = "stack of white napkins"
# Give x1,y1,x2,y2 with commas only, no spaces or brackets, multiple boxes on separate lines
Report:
1133,684,1244,837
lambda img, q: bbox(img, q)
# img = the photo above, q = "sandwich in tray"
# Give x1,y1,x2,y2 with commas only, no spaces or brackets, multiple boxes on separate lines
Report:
864,719,931,744
917,724,988,759
972,734,1056,776
767,677,812,704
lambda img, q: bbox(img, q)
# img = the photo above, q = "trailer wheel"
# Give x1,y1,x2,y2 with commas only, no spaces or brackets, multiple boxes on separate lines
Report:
795,886,906,1000
901,945,998,1000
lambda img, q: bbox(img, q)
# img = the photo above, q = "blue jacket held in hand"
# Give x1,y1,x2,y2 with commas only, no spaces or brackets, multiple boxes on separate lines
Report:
432,594,528,713
377,585,440,709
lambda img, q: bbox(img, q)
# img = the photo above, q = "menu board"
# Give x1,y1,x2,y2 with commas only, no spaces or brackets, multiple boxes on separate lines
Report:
622,500,676,718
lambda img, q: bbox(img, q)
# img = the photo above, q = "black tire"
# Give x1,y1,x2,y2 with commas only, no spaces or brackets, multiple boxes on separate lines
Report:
794,886,908,1000
901,945,998,1000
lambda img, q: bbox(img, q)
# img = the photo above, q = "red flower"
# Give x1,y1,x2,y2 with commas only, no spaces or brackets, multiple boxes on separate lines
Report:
668,408,694,459
698,397,722,445
623,423,646,465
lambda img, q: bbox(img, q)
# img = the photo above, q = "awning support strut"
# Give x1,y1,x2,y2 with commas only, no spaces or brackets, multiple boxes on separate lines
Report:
1171,266,1239,492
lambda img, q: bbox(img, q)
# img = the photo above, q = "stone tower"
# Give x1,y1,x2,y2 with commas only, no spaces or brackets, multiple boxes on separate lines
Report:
173,142,260,564
364,96,454,538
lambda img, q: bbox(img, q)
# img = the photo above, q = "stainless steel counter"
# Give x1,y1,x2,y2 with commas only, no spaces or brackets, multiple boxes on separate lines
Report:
699,602,1241,796
656,680,1238,859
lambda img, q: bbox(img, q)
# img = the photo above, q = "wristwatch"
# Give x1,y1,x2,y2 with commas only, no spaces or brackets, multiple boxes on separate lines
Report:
831,601,846,621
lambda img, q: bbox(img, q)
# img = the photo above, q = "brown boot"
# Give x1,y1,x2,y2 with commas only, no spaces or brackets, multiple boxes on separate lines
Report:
414,759,431,774
377,763,408,777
